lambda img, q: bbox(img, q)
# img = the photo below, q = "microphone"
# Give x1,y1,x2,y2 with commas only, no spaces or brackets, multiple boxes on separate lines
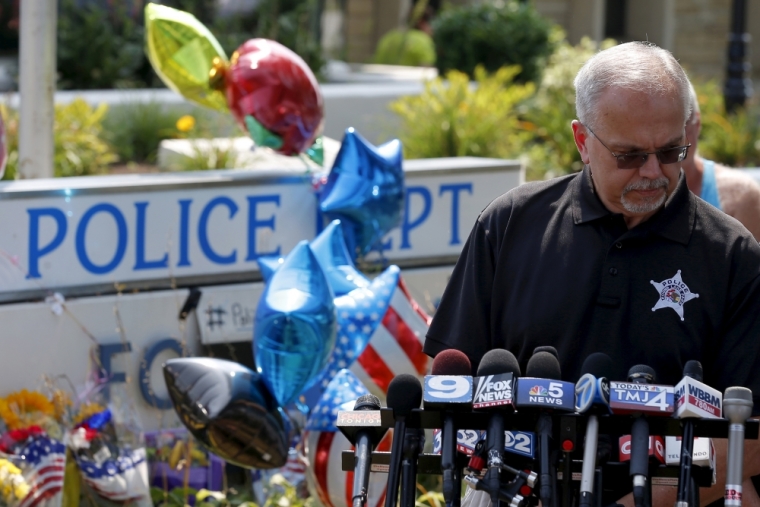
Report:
345,394,387,507
674,361,721,507
575,353,613,507
616,365,670,507
619,434,665,464
424,350,473,507
401,428,425,507
474,349,521,506
514,350,575,507
723,386,753,507
384,375,423,507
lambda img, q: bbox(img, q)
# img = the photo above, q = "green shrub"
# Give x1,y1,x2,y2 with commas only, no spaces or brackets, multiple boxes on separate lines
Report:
1,99,118,179
693,80,760,167
432,1,555,83
520,36,616,180
374,29,436,67
390,65,534,159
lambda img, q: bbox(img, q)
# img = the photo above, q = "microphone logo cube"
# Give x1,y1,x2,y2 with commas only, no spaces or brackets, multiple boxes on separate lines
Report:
336,410,382,427
618,434,665,463
423,375,473,408
609,382,675,415
432,429,535,458
473,372,514,408
515,378,575,411
674,378,722,418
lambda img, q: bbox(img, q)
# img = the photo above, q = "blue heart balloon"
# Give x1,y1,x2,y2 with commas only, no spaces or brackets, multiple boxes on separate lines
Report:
319,128,405,257
254,241,337,407
258,220,370,296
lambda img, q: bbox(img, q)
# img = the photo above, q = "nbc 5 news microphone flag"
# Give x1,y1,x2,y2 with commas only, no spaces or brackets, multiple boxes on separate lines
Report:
316,266,431,398
304,369,391,507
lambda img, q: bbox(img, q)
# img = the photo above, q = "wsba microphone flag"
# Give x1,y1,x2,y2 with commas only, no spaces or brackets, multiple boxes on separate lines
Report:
316,266,431,399
15,436,66,507
304,369,391,507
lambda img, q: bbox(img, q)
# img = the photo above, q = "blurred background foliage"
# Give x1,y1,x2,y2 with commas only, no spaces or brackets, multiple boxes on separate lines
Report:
374,29,436,67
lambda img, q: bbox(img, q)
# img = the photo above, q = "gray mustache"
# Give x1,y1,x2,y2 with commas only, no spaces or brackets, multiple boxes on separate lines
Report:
624,177,669,192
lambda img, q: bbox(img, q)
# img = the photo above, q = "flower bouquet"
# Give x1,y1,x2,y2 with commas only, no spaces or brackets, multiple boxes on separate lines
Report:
67,399,150,506
0,389,68,507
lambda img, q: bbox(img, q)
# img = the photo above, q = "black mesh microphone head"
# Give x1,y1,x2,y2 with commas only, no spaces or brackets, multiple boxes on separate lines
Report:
386,374,423,416
580,353,614,379
477,349,521,376
431,349,472,376
526,351,561,379
627,364,656,384
683,360,703,382
533,346,558,359
353,394,381,411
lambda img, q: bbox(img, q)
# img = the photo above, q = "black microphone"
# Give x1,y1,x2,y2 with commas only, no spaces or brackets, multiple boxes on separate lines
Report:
628,365,656,507
514,350,575,507
674,361,716,507
401,428,425,507
424,350,474,507
474,349,521,506
385,374,423,507
575,353,613,507
347,394,386,507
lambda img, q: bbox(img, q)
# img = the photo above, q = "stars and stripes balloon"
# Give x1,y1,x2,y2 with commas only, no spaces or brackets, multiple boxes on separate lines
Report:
76,448,150,504
303,370,391,507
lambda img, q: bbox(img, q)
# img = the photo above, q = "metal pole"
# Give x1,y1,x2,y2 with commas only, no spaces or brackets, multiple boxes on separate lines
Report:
724,0,752,114
18,0,57,179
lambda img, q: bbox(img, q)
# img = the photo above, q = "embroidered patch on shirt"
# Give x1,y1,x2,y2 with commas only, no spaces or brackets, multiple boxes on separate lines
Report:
650,270,699,321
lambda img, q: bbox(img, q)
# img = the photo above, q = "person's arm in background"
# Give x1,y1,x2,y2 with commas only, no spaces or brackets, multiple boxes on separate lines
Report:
716,166,760,241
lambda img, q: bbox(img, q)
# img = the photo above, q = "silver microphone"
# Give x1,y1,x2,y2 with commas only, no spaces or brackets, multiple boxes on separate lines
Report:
723,387,753,507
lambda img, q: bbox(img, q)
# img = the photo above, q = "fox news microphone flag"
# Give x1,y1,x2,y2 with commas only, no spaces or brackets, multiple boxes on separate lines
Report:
312,265,431,400
16,436,66,507
304,369,392,507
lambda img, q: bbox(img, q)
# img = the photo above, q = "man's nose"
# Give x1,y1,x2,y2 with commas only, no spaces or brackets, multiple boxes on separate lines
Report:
639,152,664,179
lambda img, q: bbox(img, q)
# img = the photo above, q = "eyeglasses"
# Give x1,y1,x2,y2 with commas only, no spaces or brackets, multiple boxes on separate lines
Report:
584,124,691,169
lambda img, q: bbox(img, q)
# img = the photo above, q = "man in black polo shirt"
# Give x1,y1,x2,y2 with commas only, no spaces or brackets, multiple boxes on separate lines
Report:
424,42,760,506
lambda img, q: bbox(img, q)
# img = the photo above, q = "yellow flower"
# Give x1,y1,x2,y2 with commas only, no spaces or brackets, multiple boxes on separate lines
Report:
51,390,72,421
13,481,29,499
176,115,196,132
0,390,54,430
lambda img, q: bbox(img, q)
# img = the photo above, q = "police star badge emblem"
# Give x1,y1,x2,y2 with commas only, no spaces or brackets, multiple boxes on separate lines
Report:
650,270,699,321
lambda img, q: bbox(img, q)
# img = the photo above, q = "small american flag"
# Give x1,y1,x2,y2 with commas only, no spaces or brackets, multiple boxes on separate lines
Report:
304,369,391,507
316,266,431,398
16,436,65,507
76,447,150,503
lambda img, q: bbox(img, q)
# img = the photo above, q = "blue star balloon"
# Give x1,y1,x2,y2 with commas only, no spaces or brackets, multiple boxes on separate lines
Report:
254,240,337,407
319,128,405,257
305,369,370,432
257,219,370,297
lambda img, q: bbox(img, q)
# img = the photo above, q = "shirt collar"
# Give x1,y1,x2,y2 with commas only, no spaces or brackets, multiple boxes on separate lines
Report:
572,165,696,245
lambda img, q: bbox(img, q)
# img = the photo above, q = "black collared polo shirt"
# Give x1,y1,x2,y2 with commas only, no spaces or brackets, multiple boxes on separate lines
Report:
424,166,760,413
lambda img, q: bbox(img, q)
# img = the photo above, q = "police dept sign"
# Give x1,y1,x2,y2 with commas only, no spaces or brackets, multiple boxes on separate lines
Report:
0,159,520,302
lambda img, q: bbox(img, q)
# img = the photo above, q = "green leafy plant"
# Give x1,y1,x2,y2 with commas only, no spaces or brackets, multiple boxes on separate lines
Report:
693,80,760,167
520,36,616,180
390,65,534,159
432,0,555,84
1,99,117,179
374,29,436,67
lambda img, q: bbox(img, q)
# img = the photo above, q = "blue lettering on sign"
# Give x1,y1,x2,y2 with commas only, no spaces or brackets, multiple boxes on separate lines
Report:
401,186,432,249
139,338,184,409
27,208,67,279
198,196,238,264
439,183,472,245
134,202,169,270
177,199,192,267
76,203,128,275
98,342,132,401
245,195,281,261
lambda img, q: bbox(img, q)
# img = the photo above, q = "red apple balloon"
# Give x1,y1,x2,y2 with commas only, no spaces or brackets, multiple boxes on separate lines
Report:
225,39,324,156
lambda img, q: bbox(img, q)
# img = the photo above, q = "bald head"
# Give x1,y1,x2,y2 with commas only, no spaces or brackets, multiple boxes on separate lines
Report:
574,41,692,131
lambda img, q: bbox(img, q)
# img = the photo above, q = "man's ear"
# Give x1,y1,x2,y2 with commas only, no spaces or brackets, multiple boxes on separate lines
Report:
571,120,591,164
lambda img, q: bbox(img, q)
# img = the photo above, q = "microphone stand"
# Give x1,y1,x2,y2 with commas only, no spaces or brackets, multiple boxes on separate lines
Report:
401,429,425,507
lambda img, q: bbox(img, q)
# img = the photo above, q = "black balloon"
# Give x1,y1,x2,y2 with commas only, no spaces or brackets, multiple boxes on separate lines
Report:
163,357,291,469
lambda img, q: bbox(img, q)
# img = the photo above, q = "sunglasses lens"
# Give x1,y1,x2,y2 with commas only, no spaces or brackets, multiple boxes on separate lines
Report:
657,146,687,164
617,153,647,169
